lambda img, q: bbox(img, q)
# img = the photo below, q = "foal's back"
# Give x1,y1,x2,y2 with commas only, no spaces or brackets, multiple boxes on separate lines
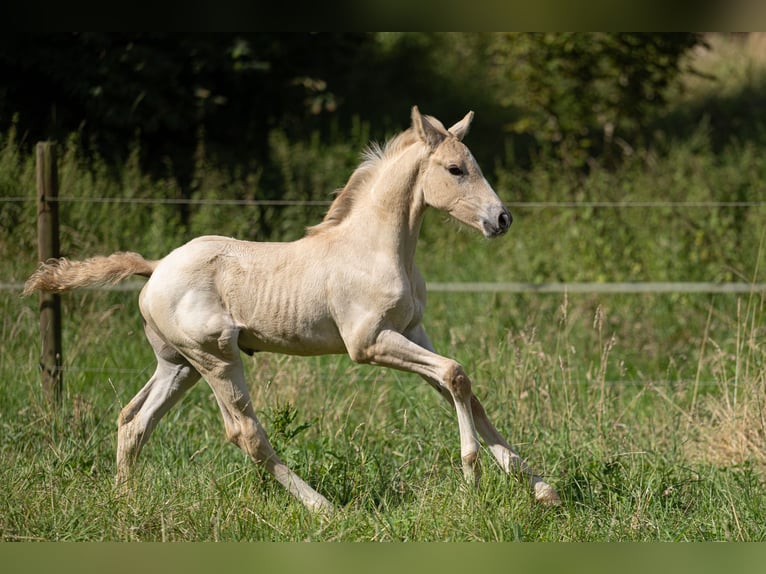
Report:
139,234,350,357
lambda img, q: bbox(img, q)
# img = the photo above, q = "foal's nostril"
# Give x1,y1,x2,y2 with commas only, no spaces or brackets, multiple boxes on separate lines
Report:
498,210,512,232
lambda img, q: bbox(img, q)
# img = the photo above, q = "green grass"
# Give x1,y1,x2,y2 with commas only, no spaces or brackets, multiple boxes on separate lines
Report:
2,283,765,541
2,34,766,541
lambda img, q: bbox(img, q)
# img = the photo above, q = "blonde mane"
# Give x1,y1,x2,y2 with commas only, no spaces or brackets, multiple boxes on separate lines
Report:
306,128,420,236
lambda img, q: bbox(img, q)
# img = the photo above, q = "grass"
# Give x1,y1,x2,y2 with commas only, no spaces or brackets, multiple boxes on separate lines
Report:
2,33,766,541
2,283,765,541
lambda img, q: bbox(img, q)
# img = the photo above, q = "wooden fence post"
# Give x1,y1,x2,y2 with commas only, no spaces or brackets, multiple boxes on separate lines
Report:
36,141,62,405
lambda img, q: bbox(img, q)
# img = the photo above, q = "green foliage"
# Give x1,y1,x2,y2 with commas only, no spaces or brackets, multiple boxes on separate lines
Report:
0,34,375,176
266,402,314,444
0,33,704,183
486,33,703,166
0,121,35,261
261,119,369,239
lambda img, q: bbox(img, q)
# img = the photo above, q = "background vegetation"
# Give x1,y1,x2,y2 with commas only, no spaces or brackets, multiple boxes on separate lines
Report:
1,33,765,541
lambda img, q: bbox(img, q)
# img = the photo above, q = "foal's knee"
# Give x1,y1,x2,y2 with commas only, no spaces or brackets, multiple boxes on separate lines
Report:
443,362,472,401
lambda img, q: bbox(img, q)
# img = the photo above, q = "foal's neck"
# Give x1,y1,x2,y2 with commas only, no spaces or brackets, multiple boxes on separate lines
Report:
358,144,428,263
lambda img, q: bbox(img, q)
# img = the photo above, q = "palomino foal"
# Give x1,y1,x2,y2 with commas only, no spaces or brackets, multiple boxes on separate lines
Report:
25,107,559,512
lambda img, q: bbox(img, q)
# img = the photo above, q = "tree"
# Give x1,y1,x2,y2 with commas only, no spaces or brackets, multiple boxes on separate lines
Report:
0,33,372,178
487,33,704,166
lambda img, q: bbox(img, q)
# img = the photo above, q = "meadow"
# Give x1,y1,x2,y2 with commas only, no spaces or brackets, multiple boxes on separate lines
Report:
1,34,766,541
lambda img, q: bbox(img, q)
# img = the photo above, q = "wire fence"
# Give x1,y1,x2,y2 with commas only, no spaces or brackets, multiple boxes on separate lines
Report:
3,196,766,208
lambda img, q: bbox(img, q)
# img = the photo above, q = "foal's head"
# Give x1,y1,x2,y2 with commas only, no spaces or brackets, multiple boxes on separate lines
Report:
412,106,512,238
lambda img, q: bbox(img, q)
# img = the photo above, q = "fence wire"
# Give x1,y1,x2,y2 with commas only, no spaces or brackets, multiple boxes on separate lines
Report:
2,196,766,208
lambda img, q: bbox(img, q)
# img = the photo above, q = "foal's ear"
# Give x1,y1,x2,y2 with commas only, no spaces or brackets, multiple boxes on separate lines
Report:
448,111,474,141
412,106,446,150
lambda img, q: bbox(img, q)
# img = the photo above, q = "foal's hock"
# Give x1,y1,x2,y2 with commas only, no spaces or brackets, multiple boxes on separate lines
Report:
25,107,559,512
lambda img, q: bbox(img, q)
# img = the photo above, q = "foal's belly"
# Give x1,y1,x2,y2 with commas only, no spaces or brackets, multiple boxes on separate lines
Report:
236,319,347,357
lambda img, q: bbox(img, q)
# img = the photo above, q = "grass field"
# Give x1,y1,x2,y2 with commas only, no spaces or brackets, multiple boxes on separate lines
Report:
2,34,766,541
2,286,764,541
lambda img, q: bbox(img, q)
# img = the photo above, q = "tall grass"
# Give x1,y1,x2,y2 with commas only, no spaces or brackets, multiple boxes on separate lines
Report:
3,285,764,540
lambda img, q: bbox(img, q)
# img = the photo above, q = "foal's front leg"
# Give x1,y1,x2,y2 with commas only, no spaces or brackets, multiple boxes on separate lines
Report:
347,328,482,486
407,325,560,505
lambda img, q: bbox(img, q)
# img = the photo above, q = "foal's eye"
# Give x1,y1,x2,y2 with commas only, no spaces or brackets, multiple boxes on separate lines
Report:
447,165,464,176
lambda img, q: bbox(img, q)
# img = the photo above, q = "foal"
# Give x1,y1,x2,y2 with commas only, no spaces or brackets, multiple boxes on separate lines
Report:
25,107,559,512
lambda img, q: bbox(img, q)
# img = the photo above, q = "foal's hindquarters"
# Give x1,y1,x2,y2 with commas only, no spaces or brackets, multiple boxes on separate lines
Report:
115,240,337,513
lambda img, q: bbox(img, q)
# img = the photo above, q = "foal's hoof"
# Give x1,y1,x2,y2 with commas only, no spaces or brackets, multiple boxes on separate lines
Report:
533,481,561,506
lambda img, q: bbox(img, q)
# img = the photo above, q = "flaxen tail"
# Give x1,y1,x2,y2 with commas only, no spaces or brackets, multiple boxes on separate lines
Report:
23,252,158,296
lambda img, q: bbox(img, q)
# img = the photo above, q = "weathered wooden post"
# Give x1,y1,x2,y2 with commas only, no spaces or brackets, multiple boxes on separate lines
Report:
35,141,62,405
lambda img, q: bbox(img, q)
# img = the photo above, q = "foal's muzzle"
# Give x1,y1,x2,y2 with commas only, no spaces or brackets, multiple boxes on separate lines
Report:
485,206,513,237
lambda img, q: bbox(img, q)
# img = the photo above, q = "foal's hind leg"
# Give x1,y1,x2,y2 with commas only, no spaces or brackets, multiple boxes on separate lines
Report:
408,325,559,504
115,325,201,485
177,329,334,514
